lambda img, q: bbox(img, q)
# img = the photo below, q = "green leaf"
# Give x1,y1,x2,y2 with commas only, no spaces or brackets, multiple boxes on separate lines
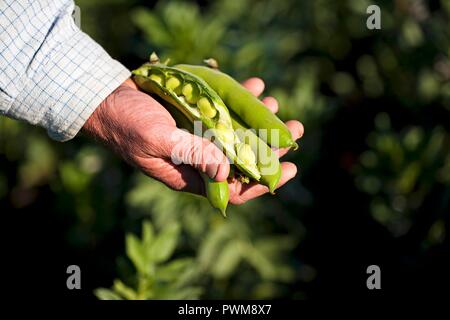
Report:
169,287,203,300
125,233,148,275
142,220,155,247
211,240,242,279
255,235,299,257
94,288,123,300
19,136,56,188
242,244,277,280
132,8,172,46
155,258,194,281
153,285,203,300
174,264,200,288
147,224,180,263
113,280,138,300
59,162,91,193
198,225,230,268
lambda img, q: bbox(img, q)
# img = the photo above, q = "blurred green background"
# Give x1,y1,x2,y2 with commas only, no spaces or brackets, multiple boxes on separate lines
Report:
0,0,448,299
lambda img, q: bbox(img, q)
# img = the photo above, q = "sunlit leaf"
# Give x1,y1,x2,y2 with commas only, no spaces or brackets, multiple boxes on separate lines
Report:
155,258,194,281
125,233,148,275
142,220,155,247
113,279,137,300
211,241,242,279
94,288,123,300
147,224,180,263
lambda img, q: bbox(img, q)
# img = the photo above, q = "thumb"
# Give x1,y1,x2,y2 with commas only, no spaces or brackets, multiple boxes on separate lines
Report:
164,128,230,181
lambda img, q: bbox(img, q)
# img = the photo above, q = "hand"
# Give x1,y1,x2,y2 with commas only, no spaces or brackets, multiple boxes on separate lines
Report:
83,78,303,204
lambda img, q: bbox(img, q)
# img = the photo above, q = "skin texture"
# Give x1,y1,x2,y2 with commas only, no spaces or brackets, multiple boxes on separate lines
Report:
83,77,304,205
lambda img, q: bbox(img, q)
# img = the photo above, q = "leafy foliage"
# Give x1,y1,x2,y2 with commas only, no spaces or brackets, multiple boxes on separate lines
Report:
355,114,449,236
124,175,303,298
95,221,202,300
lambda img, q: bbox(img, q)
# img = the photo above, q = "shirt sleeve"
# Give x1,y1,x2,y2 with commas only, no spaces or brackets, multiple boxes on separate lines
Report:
0,0,131,141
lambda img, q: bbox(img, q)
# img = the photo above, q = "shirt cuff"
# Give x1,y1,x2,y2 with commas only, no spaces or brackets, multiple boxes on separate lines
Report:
9,30,130,142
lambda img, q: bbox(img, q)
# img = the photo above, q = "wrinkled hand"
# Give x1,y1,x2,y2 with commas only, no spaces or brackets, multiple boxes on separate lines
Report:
83,78,303,204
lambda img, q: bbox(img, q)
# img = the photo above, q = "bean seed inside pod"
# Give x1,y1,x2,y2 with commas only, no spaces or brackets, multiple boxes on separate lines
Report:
236,143,257,165
166,76,182,91
197,97,217,118
181,83,199,104
215,121,235,143
149,73,165,86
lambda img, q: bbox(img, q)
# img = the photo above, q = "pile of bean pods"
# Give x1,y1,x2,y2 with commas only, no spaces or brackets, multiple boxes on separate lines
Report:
132,53,298,217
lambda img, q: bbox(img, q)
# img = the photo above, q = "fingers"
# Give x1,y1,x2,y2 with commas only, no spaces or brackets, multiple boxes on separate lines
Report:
243,77,296,129
241,77,265,97
162,128,230,182
275,120,304,158
242,78,278,113
229,162,298,205
172,164,205,195
261,96,279,113
137,157,205,195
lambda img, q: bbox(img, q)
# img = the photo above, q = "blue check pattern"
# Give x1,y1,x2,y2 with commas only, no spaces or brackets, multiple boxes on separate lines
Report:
0,0,130,141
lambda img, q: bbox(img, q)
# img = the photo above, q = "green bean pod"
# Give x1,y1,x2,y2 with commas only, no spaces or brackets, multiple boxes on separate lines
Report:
132,58,261,181
201,173,229,217
175,64,298,150
230,113,281,193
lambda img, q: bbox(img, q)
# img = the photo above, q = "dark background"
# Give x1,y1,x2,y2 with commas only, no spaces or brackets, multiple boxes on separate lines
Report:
0,0,448,300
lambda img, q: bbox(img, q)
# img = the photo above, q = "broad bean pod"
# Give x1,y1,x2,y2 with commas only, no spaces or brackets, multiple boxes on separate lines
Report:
175,64,298,149
201,173,229,217
230,113,281,194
